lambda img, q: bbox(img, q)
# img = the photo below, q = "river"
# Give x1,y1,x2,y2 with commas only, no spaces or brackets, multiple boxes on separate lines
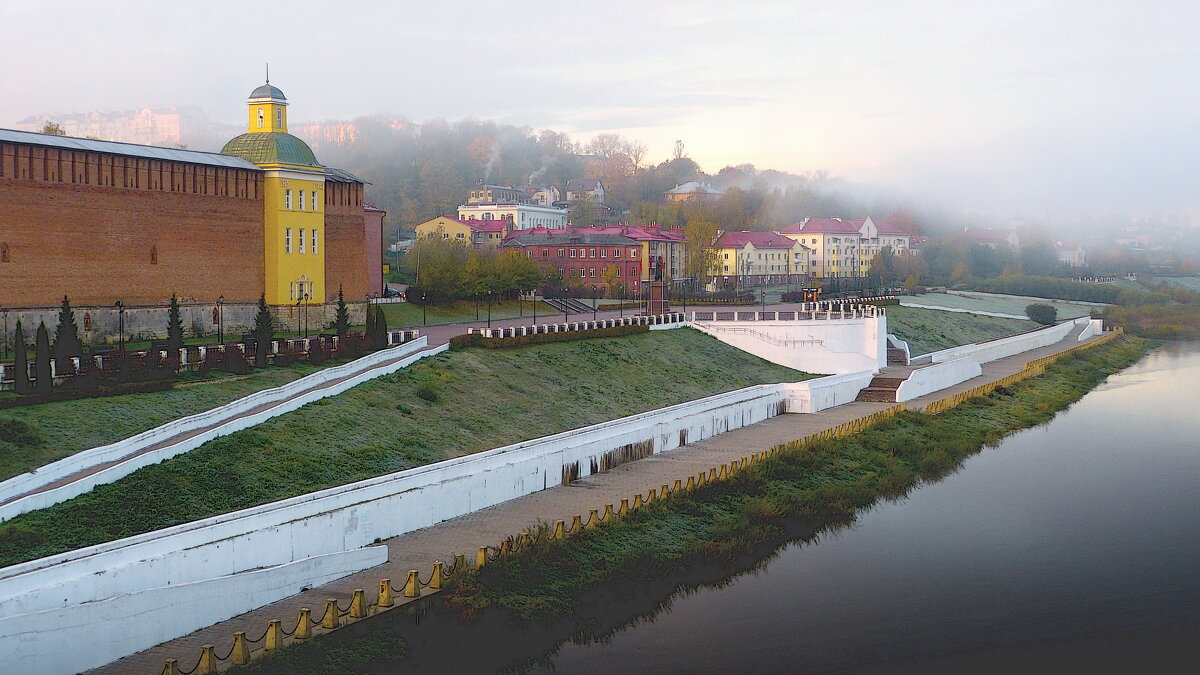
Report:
514,342,1200,673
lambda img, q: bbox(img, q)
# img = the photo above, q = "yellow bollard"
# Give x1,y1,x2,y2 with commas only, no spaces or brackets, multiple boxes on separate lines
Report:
430,561,444,590
586,509,601,529
295,609,312,640
618,499,630,517
231,632,250,666
161,660,181,675
685,475,694,490
570,514,584,534
196,645,216,675
553,520,567,539
708,467,717,482
265,620,282,651
452,553,466,573
498,539,511,556
476,546,488,570
378,579,394,608
632,494,644,509
741,457,748,469
322,599,340,629
350,589,366,619
403,570,421,598
602,504,615,521
673,479,683,493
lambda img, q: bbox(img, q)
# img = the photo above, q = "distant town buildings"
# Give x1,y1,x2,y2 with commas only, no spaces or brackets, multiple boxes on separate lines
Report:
664,180,722,203
15,106,207,147
779,217,913,278
712,231,810,287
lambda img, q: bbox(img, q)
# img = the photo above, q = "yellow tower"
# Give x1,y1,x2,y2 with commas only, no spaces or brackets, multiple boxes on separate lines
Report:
222,81,325,306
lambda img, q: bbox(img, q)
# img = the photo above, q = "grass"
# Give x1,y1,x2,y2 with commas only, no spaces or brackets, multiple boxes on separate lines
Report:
0,365,330,481
901,291,1095,318
885,305,1035,355
234,335,1150,674
0,329,811,568
379,300,557,327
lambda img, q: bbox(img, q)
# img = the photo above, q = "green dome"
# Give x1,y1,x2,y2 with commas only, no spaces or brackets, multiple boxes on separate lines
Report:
221,132,319,168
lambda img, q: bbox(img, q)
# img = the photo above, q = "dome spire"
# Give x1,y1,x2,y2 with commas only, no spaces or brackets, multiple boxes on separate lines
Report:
265,62,269,84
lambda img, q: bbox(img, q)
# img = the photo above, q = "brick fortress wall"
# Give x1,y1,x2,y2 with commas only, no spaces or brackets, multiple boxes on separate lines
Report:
0,142,265,307
322,179,369,302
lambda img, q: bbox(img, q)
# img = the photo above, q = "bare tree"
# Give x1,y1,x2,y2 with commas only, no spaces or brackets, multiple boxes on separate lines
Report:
585,133,626,159
40,121,66,136
672,139,687,160
625,140,648,172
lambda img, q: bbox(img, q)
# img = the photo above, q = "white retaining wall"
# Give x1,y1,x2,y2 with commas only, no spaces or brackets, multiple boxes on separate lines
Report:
0,380,808,620
924,319,1082,365
0,546,387,675
0,339,441,522
895,358,983,402
782,372,876,413
898,301,1028,320
691,316,887,374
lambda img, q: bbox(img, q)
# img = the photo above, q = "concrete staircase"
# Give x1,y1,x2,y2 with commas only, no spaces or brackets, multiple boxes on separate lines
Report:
855,375,907,402
887,347,908,366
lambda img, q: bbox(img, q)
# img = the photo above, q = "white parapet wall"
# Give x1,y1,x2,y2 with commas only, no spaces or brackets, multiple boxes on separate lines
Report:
783,371,876,413
0,338,441,522
690,315,887,375
895,358,983,402
922,318,1084,365
0,546,388,675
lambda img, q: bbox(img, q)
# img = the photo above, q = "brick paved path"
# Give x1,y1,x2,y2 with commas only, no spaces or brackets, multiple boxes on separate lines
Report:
94,323,1097,674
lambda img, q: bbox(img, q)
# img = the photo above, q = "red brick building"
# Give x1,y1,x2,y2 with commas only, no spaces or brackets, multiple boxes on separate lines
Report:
501,230,642,291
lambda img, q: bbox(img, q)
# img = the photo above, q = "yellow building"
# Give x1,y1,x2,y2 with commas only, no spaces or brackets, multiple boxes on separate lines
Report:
414,215,508,248
222,82,326,305
711,231,810,286
779,217,911,279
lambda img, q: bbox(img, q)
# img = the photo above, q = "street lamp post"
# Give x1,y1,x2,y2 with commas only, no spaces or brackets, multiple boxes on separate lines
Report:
2,308,8,361
217,295,224,345
295,297,301,339
591,285,598,321
562,288,569,323
421,293,427,326
115,301,125,354
487,290,493,328
302,292,309,339
532,290,538,323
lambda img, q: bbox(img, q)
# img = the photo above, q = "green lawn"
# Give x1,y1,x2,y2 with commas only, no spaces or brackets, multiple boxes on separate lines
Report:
0,329,812,567
1151,276,1200,292
0,365,334,481
379,300,558,327
886,305,1035,356
900,292,1094,318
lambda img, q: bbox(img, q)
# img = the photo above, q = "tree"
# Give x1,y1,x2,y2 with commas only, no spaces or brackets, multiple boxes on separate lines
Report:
569,194,601,227
166,293,185,352
253,294,274,368
602,264,619,294
672,139,687,160
335,285,350,337
683,218,720,287
40,121,66,136
904,274,920,293
52,295,84,372
371,305,389,348
625,140,648,173
585,133,626,159
13,321,30,395
365,300,377,343
35,321,52,393
951,261,972,285
867,247,896,289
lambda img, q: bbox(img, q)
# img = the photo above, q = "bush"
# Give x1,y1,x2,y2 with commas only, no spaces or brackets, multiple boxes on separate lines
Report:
976,275,1125,304
1025,303,1058,325
0,381,174,410
450,324,649,350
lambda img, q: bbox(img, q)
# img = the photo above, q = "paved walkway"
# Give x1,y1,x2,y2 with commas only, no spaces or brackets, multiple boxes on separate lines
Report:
94,322,1100,674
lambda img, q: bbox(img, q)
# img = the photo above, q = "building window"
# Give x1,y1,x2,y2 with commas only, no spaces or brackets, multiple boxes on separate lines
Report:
312,229,318,254
299,229,306,254
630,248,638,257
589,267,596,277
285,228,292,253
285,189,292,209
590,248,597,258
614,248,621,258
570,248,577,258
311,191,318,211
257,107,264,129
299,191,305,211
276,108,283,128
558,248,565,257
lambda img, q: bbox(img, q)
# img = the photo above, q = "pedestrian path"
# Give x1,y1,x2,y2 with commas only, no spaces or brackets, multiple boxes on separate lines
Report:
94,322,1104,674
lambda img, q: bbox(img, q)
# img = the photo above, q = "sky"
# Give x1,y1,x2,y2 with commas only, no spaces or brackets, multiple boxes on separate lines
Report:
2,0,1197,221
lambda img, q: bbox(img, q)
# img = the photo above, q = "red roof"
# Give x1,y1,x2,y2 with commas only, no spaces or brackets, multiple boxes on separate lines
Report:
714,231,804,250
456,217,507,233
872,219,909,235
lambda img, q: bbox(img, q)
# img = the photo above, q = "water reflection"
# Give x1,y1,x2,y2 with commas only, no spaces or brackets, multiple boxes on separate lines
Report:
520,342,1200,674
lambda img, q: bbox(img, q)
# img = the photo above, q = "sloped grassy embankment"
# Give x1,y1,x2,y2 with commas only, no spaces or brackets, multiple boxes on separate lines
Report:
0,329,809,567
230,336,1149,674
885,305,1033,355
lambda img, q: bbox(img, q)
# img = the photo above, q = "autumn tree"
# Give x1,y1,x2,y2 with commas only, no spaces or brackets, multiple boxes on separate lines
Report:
683,218,721,288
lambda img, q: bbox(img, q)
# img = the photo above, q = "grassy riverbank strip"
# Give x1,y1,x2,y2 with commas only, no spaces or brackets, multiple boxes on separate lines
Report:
231,335,1148,673
0,330,809,567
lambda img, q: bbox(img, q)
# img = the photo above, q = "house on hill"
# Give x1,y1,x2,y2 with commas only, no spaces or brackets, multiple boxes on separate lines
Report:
664,180,722,203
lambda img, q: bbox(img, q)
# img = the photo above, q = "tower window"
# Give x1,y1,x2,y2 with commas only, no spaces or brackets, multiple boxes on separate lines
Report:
257,107,264,129
276,108,283,128
285,189,292,209
285,228,292,253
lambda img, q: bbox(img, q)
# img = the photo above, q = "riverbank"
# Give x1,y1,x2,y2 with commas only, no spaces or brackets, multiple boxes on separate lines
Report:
230,335,1150,673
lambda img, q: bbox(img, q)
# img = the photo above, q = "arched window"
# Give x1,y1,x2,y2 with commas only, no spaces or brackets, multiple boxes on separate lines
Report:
257,107,264,129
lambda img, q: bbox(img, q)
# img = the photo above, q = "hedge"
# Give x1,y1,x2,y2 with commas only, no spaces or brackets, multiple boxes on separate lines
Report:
0,381,174,410
449,324,649,349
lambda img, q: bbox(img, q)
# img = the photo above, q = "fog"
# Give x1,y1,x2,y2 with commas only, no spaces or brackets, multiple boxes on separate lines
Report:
2,0,1197,223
